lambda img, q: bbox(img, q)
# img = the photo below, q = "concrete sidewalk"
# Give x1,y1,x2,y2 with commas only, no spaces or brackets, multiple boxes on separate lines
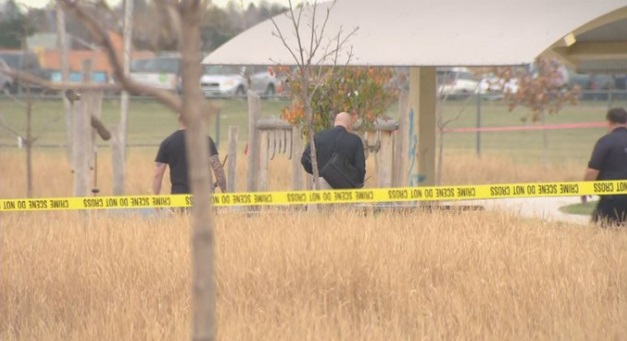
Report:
465,196,594,225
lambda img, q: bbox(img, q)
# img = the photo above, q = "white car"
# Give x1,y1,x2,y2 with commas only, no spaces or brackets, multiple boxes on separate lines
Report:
200,65,247,97
246,66,281,97
479,75,519,95
200,65,279,98
129,55,181,92
437,67,480,98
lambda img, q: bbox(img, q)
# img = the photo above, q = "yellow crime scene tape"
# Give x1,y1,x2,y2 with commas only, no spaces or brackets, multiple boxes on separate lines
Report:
1,180,626,212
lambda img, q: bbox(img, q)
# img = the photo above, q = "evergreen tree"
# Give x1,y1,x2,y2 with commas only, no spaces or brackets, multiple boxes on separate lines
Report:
0,0,34,49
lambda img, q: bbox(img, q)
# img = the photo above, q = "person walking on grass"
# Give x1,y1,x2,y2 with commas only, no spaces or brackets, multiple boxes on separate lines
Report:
153,114,227,197
301,111,366,190
581,107,627,227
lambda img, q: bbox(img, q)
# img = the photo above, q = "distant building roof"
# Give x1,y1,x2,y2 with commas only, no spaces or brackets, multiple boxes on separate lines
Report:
27,32,101,51
23,31,155,75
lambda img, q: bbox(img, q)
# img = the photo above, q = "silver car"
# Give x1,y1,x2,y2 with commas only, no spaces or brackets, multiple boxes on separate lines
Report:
200,65,280,98
246,65,281,97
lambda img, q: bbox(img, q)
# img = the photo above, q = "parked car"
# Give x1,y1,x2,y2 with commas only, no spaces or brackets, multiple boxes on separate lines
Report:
200,65,247,97
478,74,519,96
129,55,182,92
437,67,480,98
383,66,480,98
246,65,281,97
200,65,280,98
0,51,51,93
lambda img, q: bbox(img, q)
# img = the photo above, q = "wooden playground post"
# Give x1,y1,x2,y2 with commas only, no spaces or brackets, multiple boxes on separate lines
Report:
246,91,261,192
227,126,238,193
72,60,92,196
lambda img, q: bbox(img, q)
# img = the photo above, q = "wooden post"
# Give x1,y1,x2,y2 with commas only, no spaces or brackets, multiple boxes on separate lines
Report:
227,126,238,193
407,67,436,187
90,91,103,195
417,68,436,187
366,131,376,186
111,124,124,195
268,130,276,160
377,130,394,188
87,91,103,177
393,90,409,187
73,59,92,196
246,91,261,192
290,126,303,191
258,130,269,192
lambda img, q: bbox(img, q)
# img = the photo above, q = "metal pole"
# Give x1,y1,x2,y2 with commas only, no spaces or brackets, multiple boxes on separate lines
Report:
476,91,482,157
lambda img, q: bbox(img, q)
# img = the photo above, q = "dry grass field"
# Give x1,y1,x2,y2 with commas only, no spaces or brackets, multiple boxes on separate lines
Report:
2,149,627,340
0,148,585,198
2,208,626,340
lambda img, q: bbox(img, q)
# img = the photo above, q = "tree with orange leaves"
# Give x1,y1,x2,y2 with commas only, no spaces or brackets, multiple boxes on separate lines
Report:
280,66,398,135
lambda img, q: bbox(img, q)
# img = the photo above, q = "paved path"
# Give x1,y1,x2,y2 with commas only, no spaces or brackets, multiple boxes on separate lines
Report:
466,196,594,225
105,196,595,225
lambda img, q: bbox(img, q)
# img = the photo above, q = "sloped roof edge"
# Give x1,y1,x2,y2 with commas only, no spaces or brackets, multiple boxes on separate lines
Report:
202,0,627,67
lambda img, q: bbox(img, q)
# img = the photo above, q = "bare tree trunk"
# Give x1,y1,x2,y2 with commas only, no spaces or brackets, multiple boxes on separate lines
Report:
301,76,320,189
179,1,216,340
56,2,72,164
114,0,134,195
436,127,444,186
54,2,215,337
290,126,304,190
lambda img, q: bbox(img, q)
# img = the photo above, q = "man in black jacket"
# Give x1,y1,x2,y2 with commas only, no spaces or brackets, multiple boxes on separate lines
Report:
582,107,627,227
301,112,366,189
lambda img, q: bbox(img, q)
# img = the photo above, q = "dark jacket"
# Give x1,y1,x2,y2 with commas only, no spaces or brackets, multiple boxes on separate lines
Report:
588,127,627,180
301,126,366,185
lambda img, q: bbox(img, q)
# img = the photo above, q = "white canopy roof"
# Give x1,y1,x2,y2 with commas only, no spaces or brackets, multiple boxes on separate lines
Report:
202,0,627,69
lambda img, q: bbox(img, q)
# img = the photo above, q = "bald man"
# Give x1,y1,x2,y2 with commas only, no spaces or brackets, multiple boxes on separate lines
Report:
301,112,366,189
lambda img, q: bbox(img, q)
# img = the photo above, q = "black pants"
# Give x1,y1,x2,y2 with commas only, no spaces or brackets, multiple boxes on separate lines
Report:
592,195,627,227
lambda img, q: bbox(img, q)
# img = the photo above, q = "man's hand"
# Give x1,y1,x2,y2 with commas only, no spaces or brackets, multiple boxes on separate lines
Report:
153,162,167,195
581,167,600,205
583,168,600,182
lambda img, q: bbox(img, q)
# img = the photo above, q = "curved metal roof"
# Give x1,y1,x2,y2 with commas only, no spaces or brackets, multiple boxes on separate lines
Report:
202,0,627,69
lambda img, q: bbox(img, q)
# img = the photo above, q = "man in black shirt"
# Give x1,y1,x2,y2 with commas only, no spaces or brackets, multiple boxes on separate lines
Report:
582,107,627,227
301,112,366,189
153,115,227,195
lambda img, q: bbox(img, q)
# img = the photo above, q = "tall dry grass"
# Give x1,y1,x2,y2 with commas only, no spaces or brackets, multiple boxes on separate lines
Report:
2,148,619,340
1,209,626,340
0,148,583,198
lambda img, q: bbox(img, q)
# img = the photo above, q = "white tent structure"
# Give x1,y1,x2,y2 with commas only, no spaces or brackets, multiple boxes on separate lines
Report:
203,0,627,188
